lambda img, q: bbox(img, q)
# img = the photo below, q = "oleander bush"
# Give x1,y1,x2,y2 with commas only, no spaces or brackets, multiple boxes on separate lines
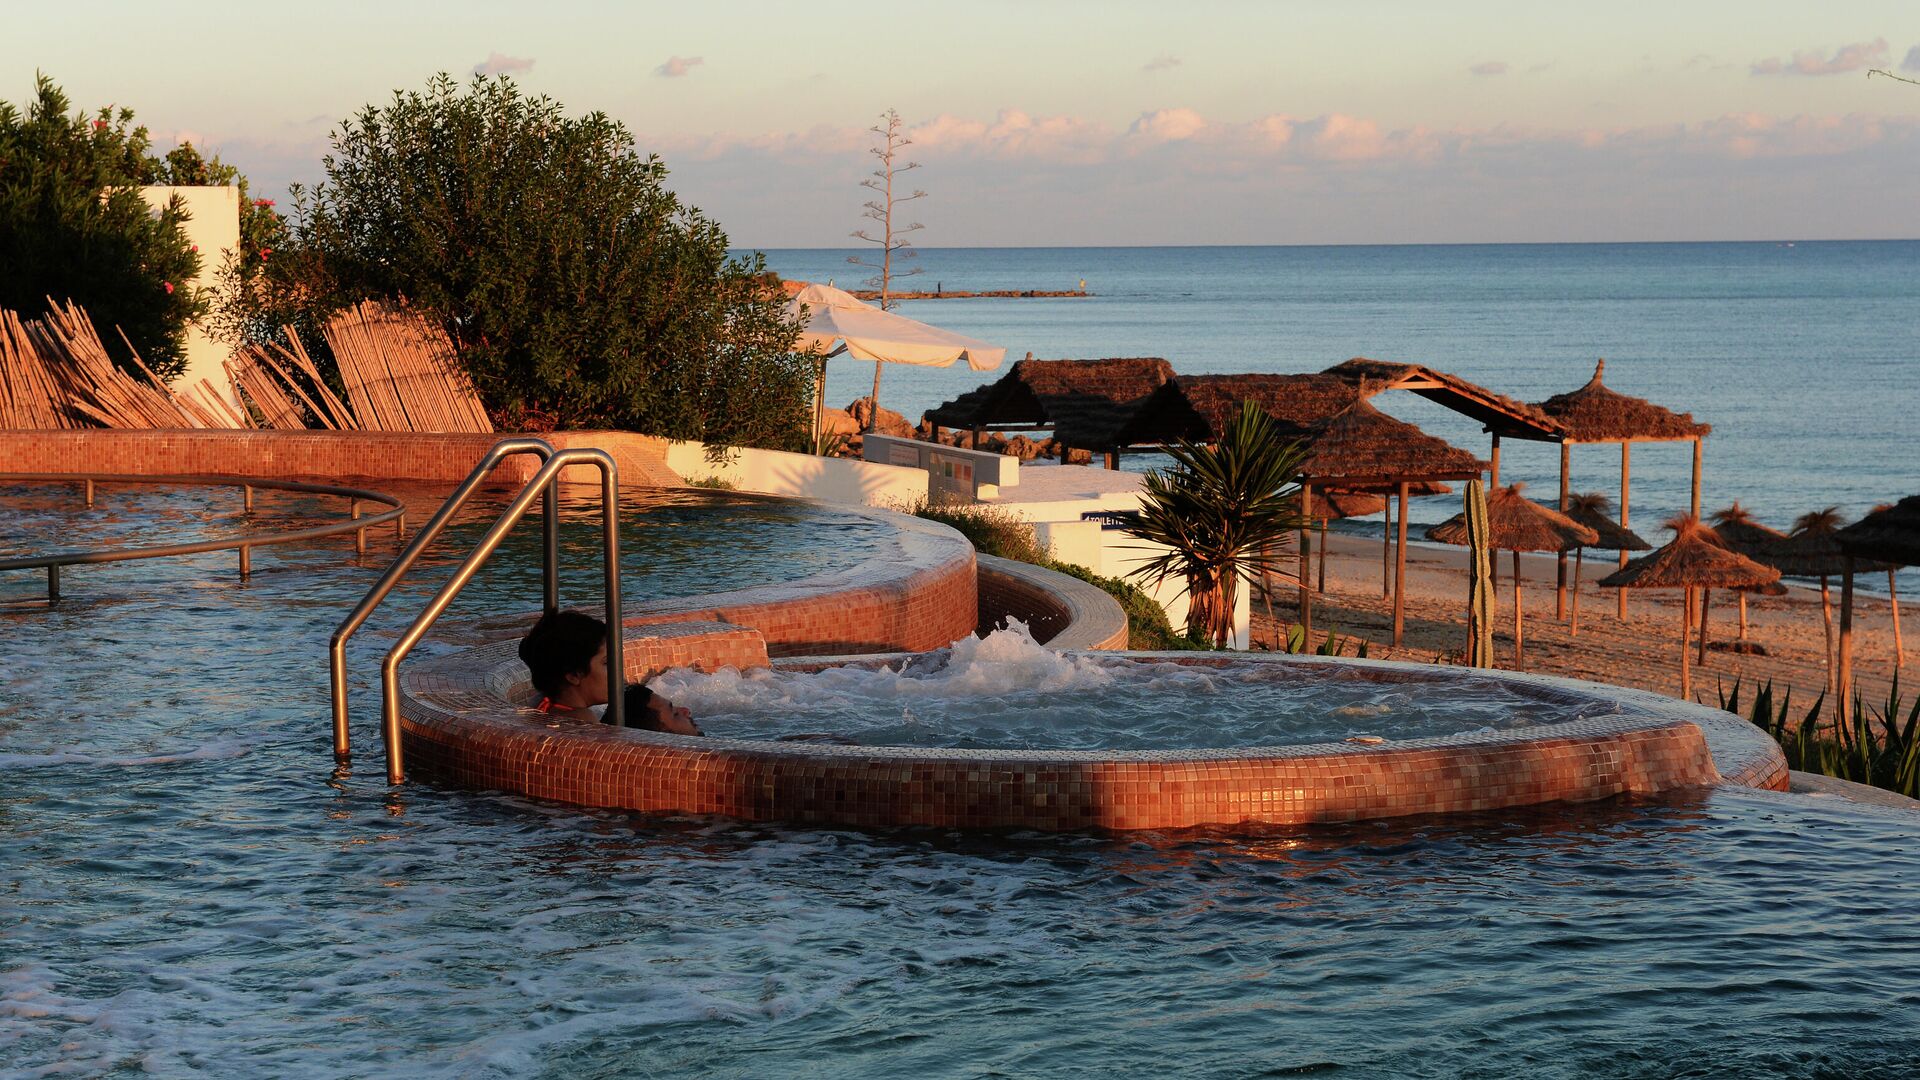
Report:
0,76,206,378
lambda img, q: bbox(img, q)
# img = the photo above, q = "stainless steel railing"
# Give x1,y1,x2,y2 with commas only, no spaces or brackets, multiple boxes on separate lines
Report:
0,474,408,603
329,439,623,784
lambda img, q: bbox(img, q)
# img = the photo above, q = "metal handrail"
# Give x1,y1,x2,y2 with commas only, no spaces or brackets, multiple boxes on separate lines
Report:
327,438,562,761
375,446,622,784
0,473,407,602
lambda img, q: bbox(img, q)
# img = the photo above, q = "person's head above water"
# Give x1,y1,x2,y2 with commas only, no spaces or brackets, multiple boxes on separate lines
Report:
517,609,609,709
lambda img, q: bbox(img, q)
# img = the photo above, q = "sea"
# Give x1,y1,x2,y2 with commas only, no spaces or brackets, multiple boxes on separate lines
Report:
757,242,1920,593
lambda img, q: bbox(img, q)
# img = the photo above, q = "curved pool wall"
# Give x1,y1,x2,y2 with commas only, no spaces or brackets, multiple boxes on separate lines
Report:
0,429,980,657
399,637,1787,830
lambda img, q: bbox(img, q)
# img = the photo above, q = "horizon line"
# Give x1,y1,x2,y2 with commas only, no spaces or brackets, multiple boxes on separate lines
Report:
736,237,1920,251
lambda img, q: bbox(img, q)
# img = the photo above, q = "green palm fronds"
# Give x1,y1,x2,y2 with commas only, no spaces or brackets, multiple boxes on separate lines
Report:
1122,400,1310,648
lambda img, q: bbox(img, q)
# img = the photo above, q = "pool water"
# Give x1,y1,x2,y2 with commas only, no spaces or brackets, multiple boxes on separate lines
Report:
655,624,1627,750
0,481,892,613
5,487,1920,1075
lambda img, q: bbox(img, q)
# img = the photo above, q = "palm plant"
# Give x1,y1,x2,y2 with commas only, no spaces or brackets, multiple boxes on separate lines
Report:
1122,400,1309,648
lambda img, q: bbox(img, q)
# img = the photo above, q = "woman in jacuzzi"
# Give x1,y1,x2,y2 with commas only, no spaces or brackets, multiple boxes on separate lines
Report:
517,609,703,736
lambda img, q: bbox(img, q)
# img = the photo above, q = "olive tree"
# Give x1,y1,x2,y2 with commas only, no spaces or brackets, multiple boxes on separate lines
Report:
240,74,809,445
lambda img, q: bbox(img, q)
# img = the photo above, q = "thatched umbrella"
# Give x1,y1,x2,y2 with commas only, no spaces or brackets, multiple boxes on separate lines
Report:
1762,508,1893,695
1561,491,1649,636
1534,359,1711,620
1428,483,1598,669
1835,496,1920,718
1600,515,1781,699
1708,501,1789,643
1305,489,1387,594
1284,397,1487,645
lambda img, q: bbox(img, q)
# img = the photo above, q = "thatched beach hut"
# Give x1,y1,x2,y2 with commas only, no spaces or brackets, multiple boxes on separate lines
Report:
1428,484,1597,669
1600,516,1780,699
924,357,1173,466
1534,360,1712,621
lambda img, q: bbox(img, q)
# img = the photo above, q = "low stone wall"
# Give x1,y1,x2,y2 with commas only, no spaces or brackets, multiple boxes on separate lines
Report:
0,428,683,488
664,440,928,507
976,554,1127,650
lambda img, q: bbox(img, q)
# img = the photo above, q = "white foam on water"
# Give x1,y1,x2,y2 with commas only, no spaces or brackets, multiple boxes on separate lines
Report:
653,620,1129,716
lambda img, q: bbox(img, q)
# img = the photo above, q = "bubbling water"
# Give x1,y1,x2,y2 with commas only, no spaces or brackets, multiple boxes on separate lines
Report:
651,623,1623,752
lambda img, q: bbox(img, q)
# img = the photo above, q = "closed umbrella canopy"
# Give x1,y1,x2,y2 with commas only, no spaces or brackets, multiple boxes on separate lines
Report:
785,283,1006,371
786,283,1007,438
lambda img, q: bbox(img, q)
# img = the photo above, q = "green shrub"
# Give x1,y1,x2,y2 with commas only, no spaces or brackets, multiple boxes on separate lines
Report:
908,500,1199,650
0,76,205,378
221,74,811,448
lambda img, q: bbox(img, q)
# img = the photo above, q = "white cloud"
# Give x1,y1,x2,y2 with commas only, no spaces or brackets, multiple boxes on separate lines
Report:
1469,61,1509,76
1902,45,1920,73
473,52,534,76
1142,53,1180,73
1751,39,1888,77
656,55,705,78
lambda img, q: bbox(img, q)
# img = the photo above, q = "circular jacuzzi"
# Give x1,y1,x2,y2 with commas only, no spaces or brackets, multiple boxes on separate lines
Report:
398,624,1787,831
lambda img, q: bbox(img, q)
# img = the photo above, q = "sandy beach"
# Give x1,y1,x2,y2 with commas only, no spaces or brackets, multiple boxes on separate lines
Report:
1253,531,1908,711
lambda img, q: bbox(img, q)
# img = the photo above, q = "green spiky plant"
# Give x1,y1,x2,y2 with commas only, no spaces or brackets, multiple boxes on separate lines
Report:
1122,400,1310,649
1718,677,1920,797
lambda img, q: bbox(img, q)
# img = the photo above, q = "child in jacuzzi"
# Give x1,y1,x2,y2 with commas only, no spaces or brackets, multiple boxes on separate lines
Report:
517,609,702,736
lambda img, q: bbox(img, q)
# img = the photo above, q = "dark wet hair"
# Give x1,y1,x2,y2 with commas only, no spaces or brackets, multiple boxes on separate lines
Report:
518,609,606,698
622,681,663,731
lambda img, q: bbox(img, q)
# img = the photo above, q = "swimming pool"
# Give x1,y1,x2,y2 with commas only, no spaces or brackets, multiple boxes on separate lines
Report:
5,482,1920,1075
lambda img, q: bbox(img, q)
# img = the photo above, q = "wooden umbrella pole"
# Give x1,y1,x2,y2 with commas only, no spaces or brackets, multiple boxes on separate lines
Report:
1299,485,1314,635
1690,436,1703,520
1571,547,1583,636
1891,570,1905,672
1393,482,1410,647
1681,585,1694,700
1618,442,1631,620
1839,558,1856,725
1697,587,1712,667
1820,574,1836,696
1512,548,1524,670
1317,518,1328,594
1489,433,1501,487
1381,500,1392,598
1556,441,1571,621
1738,592,1749,641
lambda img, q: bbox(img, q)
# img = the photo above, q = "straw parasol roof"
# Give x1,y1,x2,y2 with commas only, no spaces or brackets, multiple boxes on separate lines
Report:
922,357,1172,448
1762,508,1893,577
1835,495,1920,568
1707,501,1787,558
1293,398,1490,485
1322,357,1566,441
1113,373,1362,447
1427,483,1599,553
1313,490,1388,519
1563,491,1649,552
1531,359,1710,442
1599,516,1781,590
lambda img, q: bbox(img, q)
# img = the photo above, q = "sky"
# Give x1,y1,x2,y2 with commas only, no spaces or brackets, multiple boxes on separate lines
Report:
9,1,1920,246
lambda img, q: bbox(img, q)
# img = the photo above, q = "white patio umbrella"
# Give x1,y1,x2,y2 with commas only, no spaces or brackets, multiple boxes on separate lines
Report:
784,283,1007,439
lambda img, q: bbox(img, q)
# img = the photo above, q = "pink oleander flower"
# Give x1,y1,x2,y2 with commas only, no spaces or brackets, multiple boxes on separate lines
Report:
92,120,108,131
254,198,275,208
163,281,174,294
259,248,272,260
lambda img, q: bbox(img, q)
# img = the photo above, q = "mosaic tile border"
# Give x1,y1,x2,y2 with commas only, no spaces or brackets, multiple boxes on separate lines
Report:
400,637,1787,831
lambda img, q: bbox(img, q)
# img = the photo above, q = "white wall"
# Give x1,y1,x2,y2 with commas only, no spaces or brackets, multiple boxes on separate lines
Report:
666,441,929,508
138,185,239,406
1033,519,1251,649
